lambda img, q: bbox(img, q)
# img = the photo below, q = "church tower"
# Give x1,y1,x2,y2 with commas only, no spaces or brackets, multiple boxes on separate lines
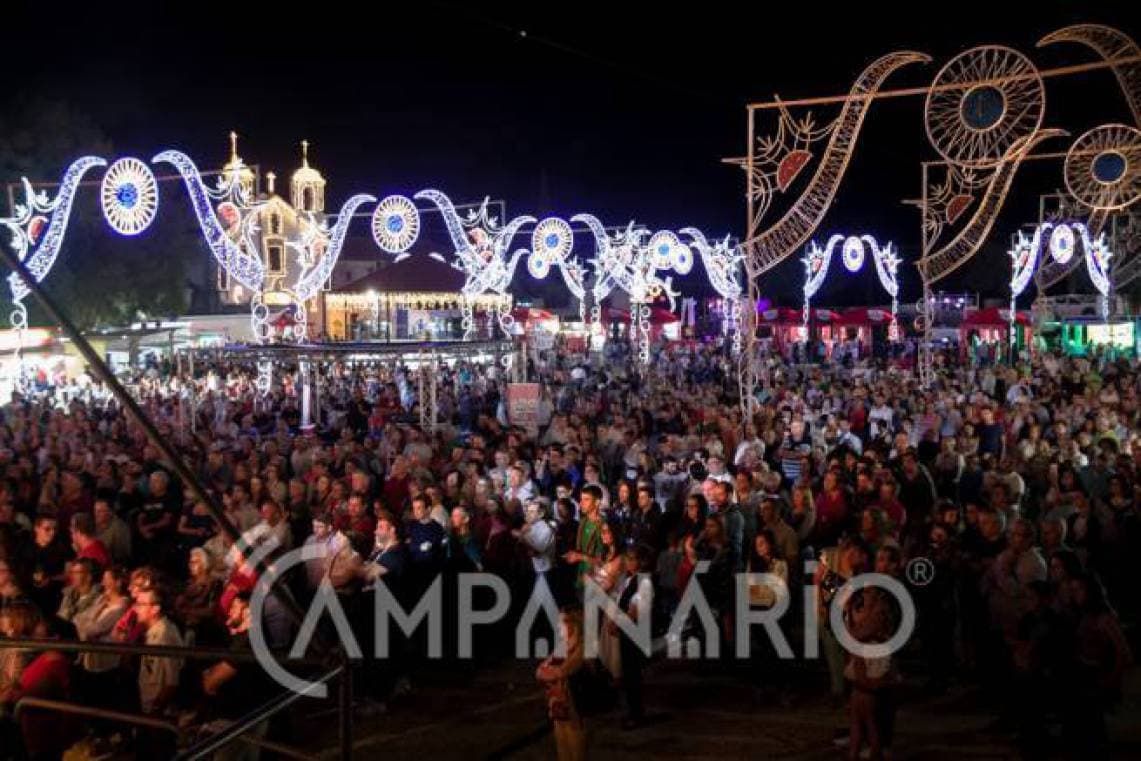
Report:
291,139,326,213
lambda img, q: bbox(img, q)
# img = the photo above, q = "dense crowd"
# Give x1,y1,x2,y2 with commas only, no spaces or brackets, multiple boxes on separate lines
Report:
0,337,1136,760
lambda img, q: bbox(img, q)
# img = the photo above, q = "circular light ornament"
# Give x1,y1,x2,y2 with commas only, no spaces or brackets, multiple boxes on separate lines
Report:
101,158,158,235
1064,124,1141,211
1048,224,1076,265
842,236,865,272
671,243,694,275
527,251,551,279
371,195,420,253
647,231,680,270
531,217,573,263
925,46,1044,168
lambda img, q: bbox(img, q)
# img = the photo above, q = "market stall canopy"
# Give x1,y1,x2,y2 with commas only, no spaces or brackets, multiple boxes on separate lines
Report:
808,308,838,323
600,306,632,324
835,307,895,326
511,307,555,323
961,308,1032,328
757,307,802,324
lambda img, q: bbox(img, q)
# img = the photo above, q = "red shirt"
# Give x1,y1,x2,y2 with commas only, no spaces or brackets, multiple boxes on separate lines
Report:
874,498,907,531
814,489,849,541
77,539,112,571
219,568,257,619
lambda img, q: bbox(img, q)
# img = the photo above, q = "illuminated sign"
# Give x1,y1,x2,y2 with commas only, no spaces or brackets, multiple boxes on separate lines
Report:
1086,322,1134,348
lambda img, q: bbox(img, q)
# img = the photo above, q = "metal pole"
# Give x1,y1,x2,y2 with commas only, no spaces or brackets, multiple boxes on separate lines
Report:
0,248,305,624
746,55,1141,110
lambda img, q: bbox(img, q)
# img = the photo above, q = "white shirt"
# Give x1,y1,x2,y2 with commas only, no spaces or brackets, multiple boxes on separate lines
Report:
139,618,183,713
520,519,556,573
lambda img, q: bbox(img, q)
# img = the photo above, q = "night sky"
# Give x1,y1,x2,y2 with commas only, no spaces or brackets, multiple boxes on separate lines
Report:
2,1,1138,307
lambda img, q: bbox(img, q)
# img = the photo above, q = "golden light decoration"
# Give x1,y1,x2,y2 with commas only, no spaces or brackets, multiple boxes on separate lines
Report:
925,46,1045,169
1064,124,1141,211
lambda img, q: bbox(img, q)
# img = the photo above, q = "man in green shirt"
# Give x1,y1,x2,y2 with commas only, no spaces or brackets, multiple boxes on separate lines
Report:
564,484,605,592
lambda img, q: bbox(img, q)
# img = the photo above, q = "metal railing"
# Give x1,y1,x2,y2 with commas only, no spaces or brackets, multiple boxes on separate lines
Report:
0,216,357,758
4,637,350,759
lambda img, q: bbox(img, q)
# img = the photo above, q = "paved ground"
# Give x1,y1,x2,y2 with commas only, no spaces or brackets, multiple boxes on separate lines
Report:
293,653,1141,760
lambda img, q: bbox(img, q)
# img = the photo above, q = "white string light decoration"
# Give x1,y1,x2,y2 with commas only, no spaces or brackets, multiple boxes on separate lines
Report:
1009,221,1114,328
737,51,928,278
371,195,420,253
1064,124,1141,212
647,231,682,271
925,46,1046,170
101,158,159,236
528,217,587,320
531,217,573,262
413,190,532,338
285,194,376,342
154,149,270,341
800,234,901,336
680,228,744,354
3,156,106,331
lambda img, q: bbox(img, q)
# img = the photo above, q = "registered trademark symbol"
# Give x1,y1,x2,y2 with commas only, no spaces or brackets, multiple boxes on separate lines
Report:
906,557,935,586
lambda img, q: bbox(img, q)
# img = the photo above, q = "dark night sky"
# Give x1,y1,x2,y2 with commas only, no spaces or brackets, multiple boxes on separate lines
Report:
2,1,1138,306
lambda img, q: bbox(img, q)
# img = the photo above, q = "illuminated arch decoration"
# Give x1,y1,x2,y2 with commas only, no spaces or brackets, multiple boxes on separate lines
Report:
1038,24,1141,128
737,51,928,278
155,149,275,341
531,217,573,262
287,194,377,342
371,195,420,254
1010,221,1113,331
573,216,682,364
925,46,1045,170
1064,124,1141,212
414,190,533,339
526,217,587,323
681,228,744,354
646,231,681,271
2,156,106,332
1033,26,1141,293
801,234,901,339
913,47,1056,387
101,158,159,236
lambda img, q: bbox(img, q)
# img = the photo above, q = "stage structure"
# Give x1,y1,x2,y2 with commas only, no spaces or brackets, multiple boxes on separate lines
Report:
801,234,901,339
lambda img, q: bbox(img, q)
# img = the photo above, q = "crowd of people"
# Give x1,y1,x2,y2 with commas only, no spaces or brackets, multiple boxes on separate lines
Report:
0,335,1136,760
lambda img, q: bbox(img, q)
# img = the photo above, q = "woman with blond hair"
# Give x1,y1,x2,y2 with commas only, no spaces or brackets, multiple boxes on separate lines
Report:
536,608,587,761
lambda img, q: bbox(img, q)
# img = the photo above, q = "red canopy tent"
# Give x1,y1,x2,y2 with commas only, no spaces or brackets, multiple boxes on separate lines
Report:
755,307,804,357
649,306,680,325
756,307,802,324
830,307,896,358
511,306,555,323
960,308,1033,360
809,308,838,323
600,306,632,324
960,307,1031,329
834,307,895,326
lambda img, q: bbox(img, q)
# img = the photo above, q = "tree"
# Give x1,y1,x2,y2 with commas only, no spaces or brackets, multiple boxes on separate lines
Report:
0,98,205,330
